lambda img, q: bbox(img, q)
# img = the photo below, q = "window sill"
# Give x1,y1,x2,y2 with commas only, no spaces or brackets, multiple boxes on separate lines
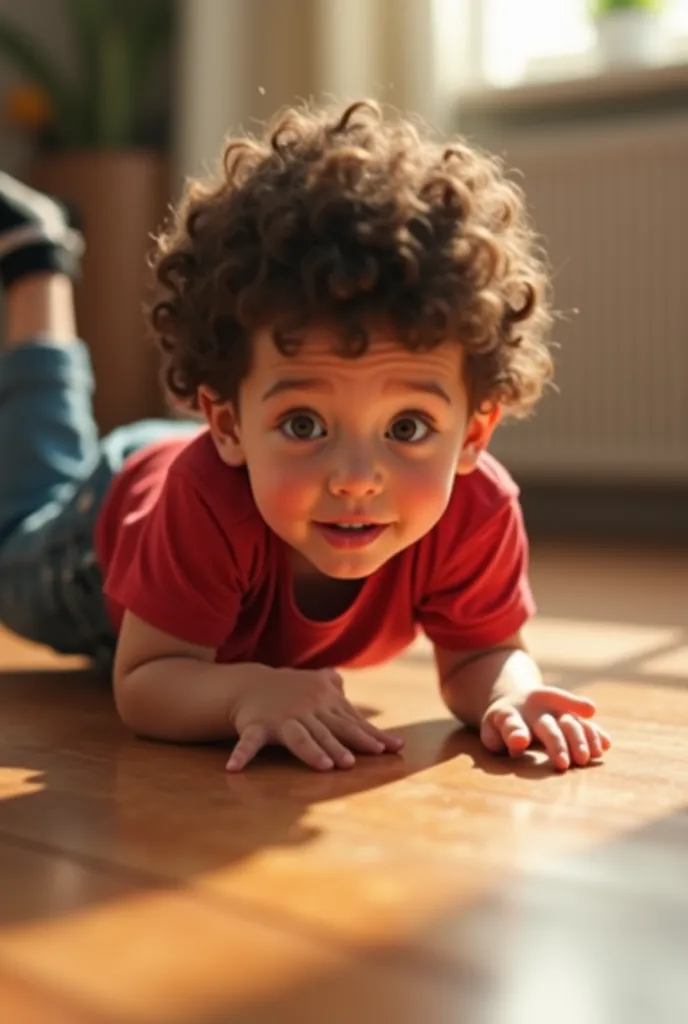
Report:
457,59,688,121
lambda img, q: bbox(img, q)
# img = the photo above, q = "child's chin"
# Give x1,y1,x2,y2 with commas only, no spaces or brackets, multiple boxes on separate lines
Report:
314,553,387,580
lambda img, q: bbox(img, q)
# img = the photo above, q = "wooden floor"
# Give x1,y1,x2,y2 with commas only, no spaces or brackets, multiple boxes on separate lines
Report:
0,541,687,1024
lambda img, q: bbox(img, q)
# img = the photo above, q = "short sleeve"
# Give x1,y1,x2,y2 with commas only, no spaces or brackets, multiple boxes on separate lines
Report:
103,467,250,649
416,497,535,650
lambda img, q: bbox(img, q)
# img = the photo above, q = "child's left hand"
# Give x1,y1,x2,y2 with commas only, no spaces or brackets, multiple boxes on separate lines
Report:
480,687,611,771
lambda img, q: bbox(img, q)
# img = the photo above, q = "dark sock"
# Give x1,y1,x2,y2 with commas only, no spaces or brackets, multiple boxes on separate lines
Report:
1,240,82,287
0,172,84,288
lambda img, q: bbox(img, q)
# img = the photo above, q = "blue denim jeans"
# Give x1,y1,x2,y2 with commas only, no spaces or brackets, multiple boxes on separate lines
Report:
0,339,198,673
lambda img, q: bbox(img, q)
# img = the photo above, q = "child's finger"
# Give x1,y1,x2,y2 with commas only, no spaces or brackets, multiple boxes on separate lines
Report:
490,707,531,756
320,711,387,755
559,713,590,766
226,723,269,772
527,688,596,719
584,721,611,759
279,718,334,771
480,715,506,752
531,714,570,771
304,714,356,769
345,707,404,751
596,725,613,751
585,721,603,760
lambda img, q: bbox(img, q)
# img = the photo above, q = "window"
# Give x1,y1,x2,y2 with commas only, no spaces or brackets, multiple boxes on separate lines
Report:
434,0,688,93
484,0,594,86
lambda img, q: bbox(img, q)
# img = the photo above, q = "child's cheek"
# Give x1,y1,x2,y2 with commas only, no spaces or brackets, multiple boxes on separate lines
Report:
251,459,319,525
398,461,456,525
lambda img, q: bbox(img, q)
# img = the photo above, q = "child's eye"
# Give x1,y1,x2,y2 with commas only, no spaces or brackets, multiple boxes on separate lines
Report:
279,413,327,441
387,415,434,444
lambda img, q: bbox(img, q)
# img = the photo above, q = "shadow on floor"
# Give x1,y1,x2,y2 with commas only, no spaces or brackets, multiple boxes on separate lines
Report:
0,662,573,934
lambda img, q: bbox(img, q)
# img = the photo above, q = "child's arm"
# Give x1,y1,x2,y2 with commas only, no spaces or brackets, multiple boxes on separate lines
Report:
113,611,249,742
434,631,611,771
113,611,402,769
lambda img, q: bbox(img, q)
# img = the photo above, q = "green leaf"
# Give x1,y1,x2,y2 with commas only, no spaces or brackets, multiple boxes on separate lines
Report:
94,23,134,146
65,0,109,142
0,0,173,149
590,0,663,15
129,1,175,137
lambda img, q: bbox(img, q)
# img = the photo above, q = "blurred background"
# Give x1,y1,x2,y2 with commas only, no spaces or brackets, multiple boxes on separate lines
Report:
0,0,686,542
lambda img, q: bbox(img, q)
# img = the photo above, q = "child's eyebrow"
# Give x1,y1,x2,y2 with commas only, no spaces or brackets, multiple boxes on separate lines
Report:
388,380,452,405
262,378,332,401
262,377,452,404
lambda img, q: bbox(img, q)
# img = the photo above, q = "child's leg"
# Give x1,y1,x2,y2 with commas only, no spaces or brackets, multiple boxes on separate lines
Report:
4,271,76,347
0,174,195,666
0,273,99,543
0,172,97,551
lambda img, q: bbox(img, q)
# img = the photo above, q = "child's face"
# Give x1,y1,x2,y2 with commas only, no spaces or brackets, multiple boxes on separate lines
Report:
202,324,499,580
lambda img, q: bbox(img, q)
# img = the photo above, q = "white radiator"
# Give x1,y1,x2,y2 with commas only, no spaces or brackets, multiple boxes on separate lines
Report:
487,115,688,484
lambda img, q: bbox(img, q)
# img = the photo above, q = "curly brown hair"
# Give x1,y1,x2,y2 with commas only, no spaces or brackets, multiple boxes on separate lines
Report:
150,99,553,418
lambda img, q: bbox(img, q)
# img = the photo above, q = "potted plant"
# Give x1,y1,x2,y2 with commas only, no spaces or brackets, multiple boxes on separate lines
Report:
0,0,175,431
590,0,666,69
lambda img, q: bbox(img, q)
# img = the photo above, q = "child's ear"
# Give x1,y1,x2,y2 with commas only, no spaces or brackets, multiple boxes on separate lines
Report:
198,386,246,466
456,404,502,475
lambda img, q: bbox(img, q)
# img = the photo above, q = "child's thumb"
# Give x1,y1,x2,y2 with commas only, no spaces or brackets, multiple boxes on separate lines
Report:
530,687,596,718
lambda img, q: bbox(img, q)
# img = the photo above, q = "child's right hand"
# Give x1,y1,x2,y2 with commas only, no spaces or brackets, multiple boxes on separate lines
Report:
225,666,403,772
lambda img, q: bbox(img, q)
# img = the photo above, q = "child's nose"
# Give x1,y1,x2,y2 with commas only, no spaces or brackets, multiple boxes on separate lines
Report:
327,448,384,499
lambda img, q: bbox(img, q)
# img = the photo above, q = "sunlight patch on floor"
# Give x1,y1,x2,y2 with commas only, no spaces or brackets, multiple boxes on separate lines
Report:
524,619,682,670
639,646,688,679
0,767,45,801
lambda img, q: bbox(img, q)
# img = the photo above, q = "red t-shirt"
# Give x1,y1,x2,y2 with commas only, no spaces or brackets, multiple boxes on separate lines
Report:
95,431,535,668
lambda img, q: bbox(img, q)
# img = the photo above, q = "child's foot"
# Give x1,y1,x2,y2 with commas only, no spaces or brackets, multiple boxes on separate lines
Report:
0,171,84,289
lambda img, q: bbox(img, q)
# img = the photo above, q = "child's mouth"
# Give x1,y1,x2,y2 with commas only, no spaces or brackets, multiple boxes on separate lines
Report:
313,522,389,549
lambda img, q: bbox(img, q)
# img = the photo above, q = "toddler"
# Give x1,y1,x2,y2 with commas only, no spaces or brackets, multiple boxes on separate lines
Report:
0,100,610,773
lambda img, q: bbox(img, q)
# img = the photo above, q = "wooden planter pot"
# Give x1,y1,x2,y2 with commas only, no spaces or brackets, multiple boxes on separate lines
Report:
32,150,170,434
